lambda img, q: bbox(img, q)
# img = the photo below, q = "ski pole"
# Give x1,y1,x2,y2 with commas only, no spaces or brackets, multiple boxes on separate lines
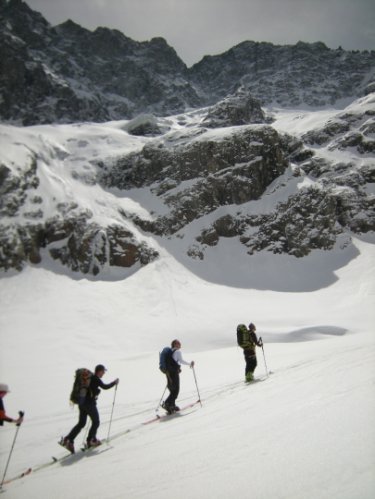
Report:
260,338,269,377
106,383,118,443
156,384,168,412
0,411,24,489
192,366,202,407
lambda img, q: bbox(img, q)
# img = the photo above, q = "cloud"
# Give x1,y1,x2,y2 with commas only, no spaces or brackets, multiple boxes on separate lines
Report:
26,0,375,66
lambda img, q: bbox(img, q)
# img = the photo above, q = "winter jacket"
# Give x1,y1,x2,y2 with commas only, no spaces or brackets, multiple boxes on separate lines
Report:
0,398,13,425
86,376,116,402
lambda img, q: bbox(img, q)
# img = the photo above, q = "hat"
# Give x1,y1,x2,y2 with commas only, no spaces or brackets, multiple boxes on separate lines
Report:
95,364,107,373
0,383,10,393
248,323,256,330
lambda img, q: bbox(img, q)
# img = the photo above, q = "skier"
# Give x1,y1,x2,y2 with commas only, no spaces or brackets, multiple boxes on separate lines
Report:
161,340,194,414
0,384,23,426
243,323,263,382
61,365,119,453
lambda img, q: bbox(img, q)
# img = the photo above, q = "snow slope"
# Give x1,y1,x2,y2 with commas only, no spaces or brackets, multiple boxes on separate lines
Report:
0,104,375,498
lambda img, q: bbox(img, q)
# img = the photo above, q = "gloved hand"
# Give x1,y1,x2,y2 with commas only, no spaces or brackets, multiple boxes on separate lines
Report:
15,411,24,426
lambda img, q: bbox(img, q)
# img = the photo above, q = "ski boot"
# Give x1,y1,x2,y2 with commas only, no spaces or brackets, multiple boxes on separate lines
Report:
161,401,175,415
86,438,102,449
59,437,75,454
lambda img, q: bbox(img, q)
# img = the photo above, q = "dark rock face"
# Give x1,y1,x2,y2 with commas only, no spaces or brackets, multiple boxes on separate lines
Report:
0,152,159,274
193,160,375,259
0,214,159,274
0,0,201,124
190,41,375,108
0,159,39,216
202,93,266,128
100,125,289,234
47,221,158,275
1,1,374,124
183,95,375,260
302,107,375,153
243,188,345,257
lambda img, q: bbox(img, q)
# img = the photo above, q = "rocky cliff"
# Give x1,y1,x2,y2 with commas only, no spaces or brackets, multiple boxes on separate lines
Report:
0,0,374,279
1,92,374,276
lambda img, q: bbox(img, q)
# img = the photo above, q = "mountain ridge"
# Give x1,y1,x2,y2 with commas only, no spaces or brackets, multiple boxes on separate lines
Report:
1,0,375,124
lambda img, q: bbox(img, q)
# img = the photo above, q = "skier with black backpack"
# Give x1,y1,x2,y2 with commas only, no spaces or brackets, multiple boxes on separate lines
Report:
237,323,263,382
159,340,194,414
60,364,119,453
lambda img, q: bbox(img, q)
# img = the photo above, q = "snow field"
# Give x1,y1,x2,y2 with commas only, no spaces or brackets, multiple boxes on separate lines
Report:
1,100,375,498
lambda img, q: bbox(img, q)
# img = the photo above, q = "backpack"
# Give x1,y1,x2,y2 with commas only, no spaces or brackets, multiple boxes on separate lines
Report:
159,347,173,373
237,324,253,349
70,368,93,404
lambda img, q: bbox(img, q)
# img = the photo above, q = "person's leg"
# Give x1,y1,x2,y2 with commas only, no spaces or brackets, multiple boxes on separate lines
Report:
66,405,88,442
244,352,257,382
87,402,100,444
165,371,179,407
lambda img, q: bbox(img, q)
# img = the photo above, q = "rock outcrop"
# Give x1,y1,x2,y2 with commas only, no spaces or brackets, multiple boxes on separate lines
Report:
100,124,288,235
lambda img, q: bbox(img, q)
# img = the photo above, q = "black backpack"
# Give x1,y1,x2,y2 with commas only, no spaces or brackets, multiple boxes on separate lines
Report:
70,368,93,404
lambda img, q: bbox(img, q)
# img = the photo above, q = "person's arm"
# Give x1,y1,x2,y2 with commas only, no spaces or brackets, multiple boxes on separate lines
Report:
173,350,194,367
250,332,263,347
97,378,119,390
0,408,22,424
0,409,14,423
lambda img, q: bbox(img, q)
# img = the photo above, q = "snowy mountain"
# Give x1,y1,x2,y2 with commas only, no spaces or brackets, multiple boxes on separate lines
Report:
1,92,374,280
1,1,374,279
1,0,375,125
0,2,374,498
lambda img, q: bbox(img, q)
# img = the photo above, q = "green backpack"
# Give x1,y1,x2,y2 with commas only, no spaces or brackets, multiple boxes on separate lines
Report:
236,324,254,349
70,368,93,405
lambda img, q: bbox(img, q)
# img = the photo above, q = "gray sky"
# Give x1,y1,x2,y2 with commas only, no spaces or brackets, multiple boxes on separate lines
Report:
25,0,375,66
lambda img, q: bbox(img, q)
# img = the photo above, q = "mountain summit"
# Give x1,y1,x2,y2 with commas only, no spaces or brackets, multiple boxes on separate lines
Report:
1,0,374,124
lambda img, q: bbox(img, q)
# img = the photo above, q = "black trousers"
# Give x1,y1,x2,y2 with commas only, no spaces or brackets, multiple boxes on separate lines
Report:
165,370,180,407
67,399,100,443
244,350,258,376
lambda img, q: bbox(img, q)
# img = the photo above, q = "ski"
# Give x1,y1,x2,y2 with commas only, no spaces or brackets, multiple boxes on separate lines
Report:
80,441,103,452
1,467,32,486
142,399,201,425
244,370,274,385
1,455,67,487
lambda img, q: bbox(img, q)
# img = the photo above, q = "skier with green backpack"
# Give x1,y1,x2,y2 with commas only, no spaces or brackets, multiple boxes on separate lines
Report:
60,364,119,453
237,323,263,382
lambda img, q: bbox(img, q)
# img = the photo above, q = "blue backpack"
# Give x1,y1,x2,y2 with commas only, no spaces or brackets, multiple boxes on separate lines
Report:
159,347,173,373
